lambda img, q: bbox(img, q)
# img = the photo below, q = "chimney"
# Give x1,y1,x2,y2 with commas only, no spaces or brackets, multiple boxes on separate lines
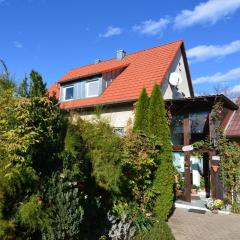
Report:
116,50,126,60
95,59,101,64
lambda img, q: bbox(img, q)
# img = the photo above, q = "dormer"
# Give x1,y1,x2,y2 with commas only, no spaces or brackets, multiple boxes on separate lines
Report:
60,66,126,102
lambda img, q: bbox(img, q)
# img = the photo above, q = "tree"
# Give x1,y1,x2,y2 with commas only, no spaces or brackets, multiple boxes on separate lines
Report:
0,64,66,238
148,84,174,220
18,74,29,97
29,70,46,97
133,88,149,133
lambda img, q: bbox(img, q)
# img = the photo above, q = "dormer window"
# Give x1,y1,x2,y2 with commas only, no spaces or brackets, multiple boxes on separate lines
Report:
86,79,99,98
63,85,74,101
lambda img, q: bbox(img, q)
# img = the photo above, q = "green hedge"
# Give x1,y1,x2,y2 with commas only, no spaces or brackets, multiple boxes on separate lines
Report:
134,221,175,240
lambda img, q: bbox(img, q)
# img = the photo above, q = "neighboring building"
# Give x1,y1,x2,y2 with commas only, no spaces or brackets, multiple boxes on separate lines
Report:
225,97,240,144
50,40,239,202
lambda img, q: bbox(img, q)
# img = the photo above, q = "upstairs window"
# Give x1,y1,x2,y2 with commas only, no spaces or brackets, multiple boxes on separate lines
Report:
63,85,74,101
86,79,99,98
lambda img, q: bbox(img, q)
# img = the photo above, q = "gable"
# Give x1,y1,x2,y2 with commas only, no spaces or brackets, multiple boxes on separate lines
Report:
162,47,193,99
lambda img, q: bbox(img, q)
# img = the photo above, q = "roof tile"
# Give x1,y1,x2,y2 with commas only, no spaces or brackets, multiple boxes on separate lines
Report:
49,40,184,108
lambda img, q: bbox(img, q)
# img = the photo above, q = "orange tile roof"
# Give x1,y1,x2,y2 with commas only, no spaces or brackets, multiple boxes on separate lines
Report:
226,97,240,137
49,40,189,109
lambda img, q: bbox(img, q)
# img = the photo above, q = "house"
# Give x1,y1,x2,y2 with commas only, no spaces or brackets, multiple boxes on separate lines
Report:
49,40,239,202
49,40,194,133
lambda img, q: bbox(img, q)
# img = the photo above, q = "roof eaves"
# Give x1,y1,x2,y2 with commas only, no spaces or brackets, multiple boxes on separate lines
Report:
61,98,137,110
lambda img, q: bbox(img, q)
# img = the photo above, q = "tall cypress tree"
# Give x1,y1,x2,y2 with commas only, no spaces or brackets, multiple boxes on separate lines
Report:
133,88,149,133
29,70,46,97
148,83,174,220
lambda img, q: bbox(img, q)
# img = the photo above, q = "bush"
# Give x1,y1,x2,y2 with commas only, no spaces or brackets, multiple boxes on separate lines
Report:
134,221,175,240
122,132,159,209
231,201,240,214
42,174,84,240
81,118,123,193
17,195,50,232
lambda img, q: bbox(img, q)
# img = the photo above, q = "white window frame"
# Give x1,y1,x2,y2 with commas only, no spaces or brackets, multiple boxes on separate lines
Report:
86,79,99,98
63,85,74,101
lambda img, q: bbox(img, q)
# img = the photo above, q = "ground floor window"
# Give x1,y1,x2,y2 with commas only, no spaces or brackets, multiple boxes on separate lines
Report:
113,127,124,136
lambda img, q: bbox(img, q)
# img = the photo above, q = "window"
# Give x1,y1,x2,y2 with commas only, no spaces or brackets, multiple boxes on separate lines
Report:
171,115,184,145
189,112,209,143
63,85,74,101
113,127,125,136
86,80,99,98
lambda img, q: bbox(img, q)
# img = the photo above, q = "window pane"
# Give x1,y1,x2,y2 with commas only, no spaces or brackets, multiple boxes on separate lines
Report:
65,87,74,100
87,80,99,97
113,127,124,136
190,112,209,143
171,115,184,145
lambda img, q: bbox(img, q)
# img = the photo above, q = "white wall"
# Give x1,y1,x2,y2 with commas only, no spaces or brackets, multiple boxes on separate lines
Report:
76,105,134,129
162,49,191,99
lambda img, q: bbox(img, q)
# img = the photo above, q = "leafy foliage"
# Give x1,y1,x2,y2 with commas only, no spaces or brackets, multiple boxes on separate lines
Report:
0,64,66,239
134,221,175,240
81,117,123,193
122,132,159,209
217,137,240,204
0,62,175,239
17,195,50,231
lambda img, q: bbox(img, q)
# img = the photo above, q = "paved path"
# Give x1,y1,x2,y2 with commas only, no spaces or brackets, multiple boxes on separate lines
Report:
168,208,240,240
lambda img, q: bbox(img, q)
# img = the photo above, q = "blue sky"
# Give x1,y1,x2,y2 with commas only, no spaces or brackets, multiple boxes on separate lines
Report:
0,0,240,96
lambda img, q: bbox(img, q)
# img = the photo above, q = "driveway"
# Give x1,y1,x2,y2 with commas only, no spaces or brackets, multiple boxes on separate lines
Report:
168,207,240,240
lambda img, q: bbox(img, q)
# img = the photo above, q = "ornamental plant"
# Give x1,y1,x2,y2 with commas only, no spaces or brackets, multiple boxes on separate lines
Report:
213,199,224,210
133,88,149,133
148,84,174,221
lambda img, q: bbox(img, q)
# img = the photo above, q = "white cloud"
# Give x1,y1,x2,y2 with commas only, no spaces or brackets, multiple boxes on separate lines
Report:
99,26,122,38
14,41,23,49
187,40,240,62
174,0,240,29
229,84,240,94
133,18,170,36
193,67,240,85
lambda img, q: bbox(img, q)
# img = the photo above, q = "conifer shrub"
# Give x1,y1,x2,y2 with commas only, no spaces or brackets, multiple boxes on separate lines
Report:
17,195,50,232
80,117,123,193
134,221,175,240
42,174,84,240
148,84,174,220
133,88,149,133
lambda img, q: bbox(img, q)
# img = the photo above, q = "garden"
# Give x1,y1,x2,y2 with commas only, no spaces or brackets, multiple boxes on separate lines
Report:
0,63,175,240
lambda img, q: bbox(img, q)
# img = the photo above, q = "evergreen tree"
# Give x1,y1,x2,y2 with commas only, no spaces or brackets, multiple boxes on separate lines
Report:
133,88,149,133
29,70,46,97
148,83,174,220
18,74,29,97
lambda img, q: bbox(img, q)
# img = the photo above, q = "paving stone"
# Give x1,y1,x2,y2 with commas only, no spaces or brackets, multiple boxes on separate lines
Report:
168,207,240,240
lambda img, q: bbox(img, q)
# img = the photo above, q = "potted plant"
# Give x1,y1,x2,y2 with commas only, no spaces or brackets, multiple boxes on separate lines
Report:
206,198,224,213
191,184,199,194
213,199,224,211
